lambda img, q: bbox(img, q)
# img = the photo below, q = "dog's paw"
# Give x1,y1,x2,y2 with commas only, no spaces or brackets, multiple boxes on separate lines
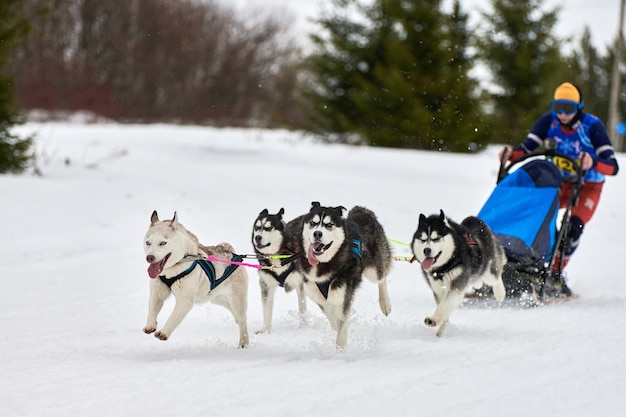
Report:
255,326,270,335
143,327,156,334
154,331,168,340
436,324,446,337
380,300,392,316
424,317,437,327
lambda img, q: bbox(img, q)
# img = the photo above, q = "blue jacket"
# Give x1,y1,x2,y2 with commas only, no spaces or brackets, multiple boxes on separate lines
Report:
516,111,619,183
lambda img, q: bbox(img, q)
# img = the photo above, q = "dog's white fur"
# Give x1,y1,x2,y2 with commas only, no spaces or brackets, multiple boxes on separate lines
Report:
143,211,249,348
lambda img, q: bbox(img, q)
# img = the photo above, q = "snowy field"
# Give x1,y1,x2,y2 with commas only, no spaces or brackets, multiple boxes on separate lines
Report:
2,122,625,417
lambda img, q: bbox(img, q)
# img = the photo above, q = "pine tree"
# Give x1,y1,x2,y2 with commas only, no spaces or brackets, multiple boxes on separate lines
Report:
0,0,32,174
303,0,484,152
474,0,563,144
563,28,611,122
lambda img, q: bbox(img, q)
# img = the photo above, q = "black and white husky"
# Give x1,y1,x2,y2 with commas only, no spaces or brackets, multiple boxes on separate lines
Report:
143,211,249,348
299,202,393,350
411,210,506,336
251,208,306,333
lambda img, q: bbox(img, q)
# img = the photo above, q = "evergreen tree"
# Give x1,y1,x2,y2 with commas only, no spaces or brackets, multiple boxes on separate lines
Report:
563,28,611,122
0,0,32,174
303,0,483,152
474,0,563,144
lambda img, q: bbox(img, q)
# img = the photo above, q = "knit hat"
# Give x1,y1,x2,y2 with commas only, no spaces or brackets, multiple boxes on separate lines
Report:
553,82,581,103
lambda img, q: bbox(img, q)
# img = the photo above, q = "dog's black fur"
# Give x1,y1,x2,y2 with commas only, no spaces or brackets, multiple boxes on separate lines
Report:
298,202,392,349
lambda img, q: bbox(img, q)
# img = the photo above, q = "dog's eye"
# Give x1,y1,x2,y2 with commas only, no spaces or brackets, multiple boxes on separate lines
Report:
431,237,441,242
263,226,273,232
308,221,319,228
159,241,167,246
145,241,151,246
324,223,334,230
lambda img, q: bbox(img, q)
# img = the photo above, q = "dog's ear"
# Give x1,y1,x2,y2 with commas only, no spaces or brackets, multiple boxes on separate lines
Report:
311,201,320,209
170,212,179,229
259,208,269,217
278,207,285,217
337,206,346,214
439,210,445,222
151,210,159,225
419,213,426,224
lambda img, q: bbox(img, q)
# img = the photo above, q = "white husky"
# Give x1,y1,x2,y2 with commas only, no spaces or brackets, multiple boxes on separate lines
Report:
142,211,249,348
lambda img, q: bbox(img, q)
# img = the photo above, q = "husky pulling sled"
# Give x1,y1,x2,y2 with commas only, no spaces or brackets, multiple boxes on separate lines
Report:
471,146,584,306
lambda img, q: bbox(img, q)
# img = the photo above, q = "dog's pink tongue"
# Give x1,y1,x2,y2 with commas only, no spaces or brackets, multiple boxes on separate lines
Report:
307,244,319,266
147,263,161,279
421,257,435,270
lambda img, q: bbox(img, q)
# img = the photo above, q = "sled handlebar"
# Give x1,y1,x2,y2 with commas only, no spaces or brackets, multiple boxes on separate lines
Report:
497,149,585,187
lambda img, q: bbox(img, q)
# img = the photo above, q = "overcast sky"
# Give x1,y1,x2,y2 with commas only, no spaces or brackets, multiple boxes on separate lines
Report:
224,0,622,50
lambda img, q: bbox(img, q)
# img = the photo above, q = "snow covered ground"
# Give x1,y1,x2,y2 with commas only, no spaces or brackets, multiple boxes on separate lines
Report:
2,122,625,417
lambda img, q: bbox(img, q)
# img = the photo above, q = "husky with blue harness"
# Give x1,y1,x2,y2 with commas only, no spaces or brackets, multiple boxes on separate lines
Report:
298,202,393,350
143,211,249,348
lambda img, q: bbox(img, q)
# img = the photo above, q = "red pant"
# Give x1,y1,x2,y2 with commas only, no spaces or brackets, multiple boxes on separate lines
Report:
556,181,604,267
559,181,604,224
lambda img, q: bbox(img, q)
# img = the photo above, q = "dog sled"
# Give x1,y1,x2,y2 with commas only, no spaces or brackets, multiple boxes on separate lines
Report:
471,146,585,307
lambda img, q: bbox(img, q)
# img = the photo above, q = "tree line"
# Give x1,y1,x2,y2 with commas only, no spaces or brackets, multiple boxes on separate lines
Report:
8,0,304,127
303,0,624,151
1,0,624,172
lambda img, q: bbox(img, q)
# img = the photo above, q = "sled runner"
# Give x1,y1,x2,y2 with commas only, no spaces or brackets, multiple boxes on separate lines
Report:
471,147,584,306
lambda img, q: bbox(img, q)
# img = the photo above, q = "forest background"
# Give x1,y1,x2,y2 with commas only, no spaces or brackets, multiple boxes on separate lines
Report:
4,0,626,156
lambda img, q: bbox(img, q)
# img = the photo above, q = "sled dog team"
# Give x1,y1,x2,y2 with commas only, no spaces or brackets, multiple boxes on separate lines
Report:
143,203,507,350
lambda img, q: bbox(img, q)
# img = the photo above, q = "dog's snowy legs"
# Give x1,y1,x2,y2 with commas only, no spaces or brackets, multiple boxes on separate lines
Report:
296,280,308,326
155,297,194,340
364,267,392,316
212,294,250,348
377,280,392,316
257,278,276,334
435,321,448,337
326,284,347,331
319,305,338,330
489,277,506,301
231,302,249,349
336,317,348,351
143,284,168,334
235,315,249,348
327,285,351,350
425,290,466,336
483,270,507,302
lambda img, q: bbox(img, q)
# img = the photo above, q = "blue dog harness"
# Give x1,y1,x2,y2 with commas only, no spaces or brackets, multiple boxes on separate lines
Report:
159,254,243,291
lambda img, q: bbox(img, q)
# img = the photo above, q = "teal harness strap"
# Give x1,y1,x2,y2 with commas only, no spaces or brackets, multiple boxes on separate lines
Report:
159,254,242,291
349,220,362,259
208,254,243,290
351,238,362,258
